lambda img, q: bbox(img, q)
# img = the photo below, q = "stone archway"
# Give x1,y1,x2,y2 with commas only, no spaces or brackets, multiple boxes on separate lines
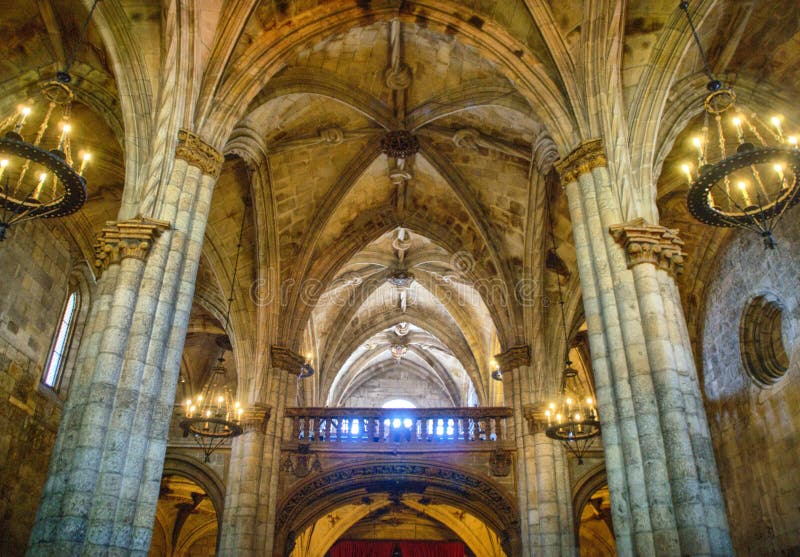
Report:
275,459,520,557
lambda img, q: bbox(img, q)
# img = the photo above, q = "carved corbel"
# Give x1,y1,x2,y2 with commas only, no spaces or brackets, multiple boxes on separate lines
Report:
271,345,306,374
494,345,530,374
175,129,224,177
242,404,271,434
609,217,687,277
489,448,512,477
523,404,549,435
93,216,171,275
554,139,607,186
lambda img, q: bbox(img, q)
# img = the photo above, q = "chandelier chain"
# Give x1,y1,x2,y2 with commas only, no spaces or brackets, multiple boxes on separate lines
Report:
679,1,718,86
62,0,102,77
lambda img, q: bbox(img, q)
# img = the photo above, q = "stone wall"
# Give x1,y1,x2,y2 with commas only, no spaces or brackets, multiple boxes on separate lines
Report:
341,366,454,408
0,222,74,555
701,216,800,556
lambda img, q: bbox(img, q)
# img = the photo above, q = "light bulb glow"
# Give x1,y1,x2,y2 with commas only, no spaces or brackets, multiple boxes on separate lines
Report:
738,181,748,191
20,107,31,116
574,413,582,422
545,410,551,417
732,117,741,127
692,137,702,147
0,160,7,168
565,397,573,405
771,116,782,127
586,397,593,406
549,403,556,410
217,396,224,403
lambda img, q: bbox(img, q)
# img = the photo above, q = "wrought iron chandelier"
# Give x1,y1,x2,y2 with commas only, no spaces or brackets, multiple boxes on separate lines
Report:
179,202,248,460
544,200,599,464
679,1,800,249
0,1,101,241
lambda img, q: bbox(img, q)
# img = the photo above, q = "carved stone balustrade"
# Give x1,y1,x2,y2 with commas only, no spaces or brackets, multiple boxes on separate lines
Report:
283,407,513,451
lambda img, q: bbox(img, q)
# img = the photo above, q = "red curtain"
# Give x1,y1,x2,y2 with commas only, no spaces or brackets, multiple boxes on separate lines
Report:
329,540,395,557
399,541,465,557
329,540,465,557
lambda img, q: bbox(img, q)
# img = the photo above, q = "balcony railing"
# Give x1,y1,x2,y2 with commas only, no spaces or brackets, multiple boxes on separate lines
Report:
284,407,513,445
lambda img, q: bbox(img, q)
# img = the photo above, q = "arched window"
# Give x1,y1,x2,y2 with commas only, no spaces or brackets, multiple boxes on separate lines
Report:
42,291,78,388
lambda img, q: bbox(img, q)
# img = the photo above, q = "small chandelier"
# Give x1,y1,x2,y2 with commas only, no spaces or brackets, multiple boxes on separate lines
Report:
544,198,600,464
544,362,600,465
679,1,800,249
180,200,249,460
490,358,503,381
0,0,101,241
179,339,243,463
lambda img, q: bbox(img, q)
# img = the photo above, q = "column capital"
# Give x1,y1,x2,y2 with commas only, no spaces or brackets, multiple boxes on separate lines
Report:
609,217,687,277
495,344,530,372
523,404,548,434
241,404,271,434
554,139,607,186
93,216,171,274
176,129,224,177
271,345,305,373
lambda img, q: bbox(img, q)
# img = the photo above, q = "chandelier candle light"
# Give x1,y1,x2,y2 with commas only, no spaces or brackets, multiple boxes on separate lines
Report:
0,1,102,240
179,201,250,461
543,198,600,464
679,1,800,249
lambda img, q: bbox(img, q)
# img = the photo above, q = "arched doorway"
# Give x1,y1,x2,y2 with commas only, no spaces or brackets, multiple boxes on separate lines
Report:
572,467,615,557
277,460,519,557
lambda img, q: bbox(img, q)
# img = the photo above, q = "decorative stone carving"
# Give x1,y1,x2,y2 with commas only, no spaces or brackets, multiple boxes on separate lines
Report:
384,65,412,90
489,449,512,477
554,139,607,186
282,442,322,478
318,126,344,145
271,345,306,373
381,130,420,159
175,129,224,177
242,404,271,434
93,216,171,274
494,344,530,372
523,404,548,435
609,217,687,277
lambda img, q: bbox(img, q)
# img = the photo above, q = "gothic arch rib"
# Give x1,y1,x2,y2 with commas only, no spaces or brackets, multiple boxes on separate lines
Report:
197,1,576,150
248,67,397,130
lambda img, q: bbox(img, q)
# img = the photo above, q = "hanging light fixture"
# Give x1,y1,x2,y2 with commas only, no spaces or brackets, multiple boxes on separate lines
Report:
678,1,800,249
544,202,600,464
0,0,101,241
179,202,249,461
490,358,503,381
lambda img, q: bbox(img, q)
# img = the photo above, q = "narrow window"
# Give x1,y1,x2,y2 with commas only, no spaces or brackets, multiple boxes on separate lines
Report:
43,291,77,388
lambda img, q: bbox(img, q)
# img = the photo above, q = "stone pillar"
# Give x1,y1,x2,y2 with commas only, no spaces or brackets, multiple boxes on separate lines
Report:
218,346,299,556
500,345,576,557
556,140,733,556
28,130,223,556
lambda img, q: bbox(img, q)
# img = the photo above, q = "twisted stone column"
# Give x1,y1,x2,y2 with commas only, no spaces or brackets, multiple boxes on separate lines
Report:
218,346,298,555
28,130,223,556
556,140,732,556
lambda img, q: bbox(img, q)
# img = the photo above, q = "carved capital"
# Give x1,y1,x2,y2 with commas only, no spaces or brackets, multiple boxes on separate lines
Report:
554,139,607,186
523,404,549,435
175,129,224,177
242,404,271,434
495,345,530,372
93,216,171,274
609,218,687,277
271,345,306,373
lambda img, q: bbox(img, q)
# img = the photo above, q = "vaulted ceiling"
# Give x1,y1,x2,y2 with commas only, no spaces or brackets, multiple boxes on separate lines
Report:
3,0,799,405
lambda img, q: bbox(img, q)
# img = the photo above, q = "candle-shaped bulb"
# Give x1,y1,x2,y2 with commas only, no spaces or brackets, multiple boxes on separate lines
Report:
490,359,497,369
565,397,573,406
548,402,556,411
189,405,196,413
586,397,593,406
574,413,582,422
196,395,203,402
732,116,741,127
790,136,798,147
79,152,91,176
0,159,7,181
681,163,692,183
184,398,191,407
14,106,31,132
556,413,562,423
692,136,702,148
306,352,313,362
234,401,240,408
738,181,747,192
206,410,211,418
217,396,224,404
545,410,551,417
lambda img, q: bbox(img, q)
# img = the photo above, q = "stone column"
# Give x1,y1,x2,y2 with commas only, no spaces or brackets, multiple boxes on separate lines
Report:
218,346,299,556
556,140,733,556
500,345,576,557
28,130,223,556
